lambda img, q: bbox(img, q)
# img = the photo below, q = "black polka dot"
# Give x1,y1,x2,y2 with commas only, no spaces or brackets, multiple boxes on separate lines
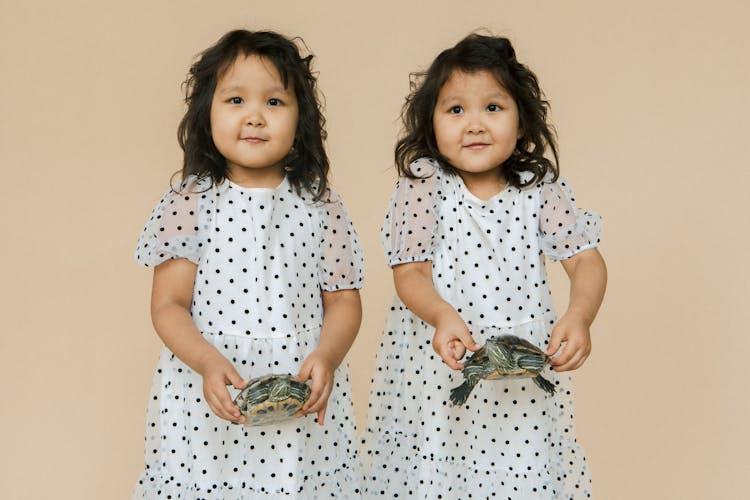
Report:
361,158,597,497
133,176,364,496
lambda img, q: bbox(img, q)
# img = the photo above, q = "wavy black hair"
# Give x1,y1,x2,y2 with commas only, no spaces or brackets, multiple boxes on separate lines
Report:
176,30,329,200
395,33,559,188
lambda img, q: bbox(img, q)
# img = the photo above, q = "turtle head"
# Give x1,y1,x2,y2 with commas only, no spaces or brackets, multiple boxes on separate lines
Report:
268,377,292,402
484,338,514,366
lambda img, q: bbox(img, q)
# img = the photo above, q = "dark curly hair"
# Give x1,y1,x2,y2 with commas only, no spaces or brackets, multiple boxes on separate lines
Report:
176,30,329,201
395,33,559,188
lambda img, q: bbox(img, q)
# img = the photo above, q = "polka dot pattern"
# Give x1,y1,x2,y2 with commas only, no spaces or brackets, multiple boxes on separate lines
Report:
133,175,365,498
361,158,600,499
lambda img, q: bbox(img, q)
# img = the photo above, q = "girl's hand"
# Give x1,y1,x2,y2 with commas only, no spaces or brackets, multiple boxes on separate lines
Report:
198,351,247,424
294,349,336,426
433,308,480,370
550,248,605,372
546,311,592,372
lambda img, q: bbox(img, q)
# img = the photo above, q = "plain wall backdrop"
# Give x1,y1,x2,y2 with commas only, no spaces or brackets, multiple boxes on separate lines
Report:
1,0,748,498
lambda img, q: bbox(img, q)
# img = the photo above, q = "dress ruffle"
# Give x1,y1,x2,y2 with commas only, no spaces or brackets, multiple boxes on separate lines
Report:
363,428,589,499
134,463,363,499
361,307,592,498
134,329,363,498
132,177,365,498
540,210,602,262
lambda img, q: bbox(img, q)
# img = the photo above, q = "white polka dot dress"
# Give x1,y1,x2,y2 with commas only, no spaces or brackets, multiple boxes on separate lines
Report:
133,175,364,499
361,158,601,499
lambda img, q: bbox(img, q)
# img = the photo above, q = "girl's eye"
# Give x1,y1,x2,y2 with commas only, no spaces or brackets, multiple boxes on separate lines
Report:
268,98,282,106
229,97,243,104
448,106,463,114
487,104,502,112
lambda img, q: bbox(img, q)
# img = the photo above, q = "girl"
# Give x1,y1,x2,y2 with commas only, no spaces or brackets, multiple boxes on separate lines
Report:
133,30,364,498
361,34,607,498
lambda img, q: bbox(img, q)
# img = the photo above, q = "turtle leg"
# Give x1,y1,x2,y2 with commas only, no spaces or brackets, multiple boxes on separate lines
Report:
533,375,556,396
450,359,489,406
449,379,478,406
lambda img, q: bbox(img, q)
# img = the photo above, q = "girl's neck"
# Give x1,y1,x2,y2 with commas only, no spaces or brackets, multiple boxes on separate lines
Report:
456,168,507,201
227,164,286,189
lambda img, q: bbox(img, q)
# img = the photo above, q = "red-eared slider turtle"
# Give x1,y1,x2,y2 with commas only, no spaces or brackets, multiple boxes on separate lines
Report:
233,374,311,426
449,334,556,406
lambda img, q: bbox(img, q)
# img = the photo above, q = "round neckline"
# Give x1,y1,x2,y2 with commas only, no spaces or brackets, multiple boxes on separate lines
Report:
226,175,288,193
454,174,512,205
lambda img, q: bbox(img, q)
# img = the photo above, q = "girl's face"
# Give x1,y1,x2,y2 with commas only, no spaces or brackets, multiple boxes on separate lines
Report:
210,55,298,186
433,70,520,182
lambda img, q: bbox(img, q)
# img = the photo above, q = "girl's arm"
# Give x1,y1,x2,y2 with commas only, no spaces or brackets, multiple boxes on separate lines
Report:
151,258,246,423
296,288,362,425
393,260,480,370
546,248,607,371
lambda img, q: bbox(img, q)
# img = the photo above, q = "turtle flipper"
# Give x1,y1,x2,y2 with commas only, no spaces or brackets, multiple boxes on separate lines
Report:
449,379,478,406
533,375,556,396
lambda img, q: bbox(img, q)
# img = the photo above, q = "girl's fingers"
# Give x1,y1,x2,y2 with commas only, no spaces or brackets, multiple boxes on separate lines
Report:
568,348,590,371
222,396,242,420
304,393,319,413
207,383,242,422
438,344,463,370
304,385,321,411
449,339,466,362
294,363,312,383
550,343,573,367
305,388,328,414
216,383,241,419
432,337,442,357
306,384,331,423
303,374,326,412
460,333,480,352
434,327,478,369
316,403,328,426
552,344,587,372
547,331,563,357
227,370,247,390
555,357,579,372
207,395,233,421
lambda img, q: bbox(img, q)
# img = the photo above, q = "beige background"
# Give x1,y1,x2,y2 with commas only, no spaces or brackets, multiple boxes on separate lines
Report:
1,0,748,498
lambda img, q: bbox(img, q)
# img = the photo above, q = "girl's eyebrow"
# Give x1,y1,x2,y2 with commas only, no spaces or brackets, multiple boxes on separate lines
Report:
216,83,290,95
216,85,242,95
438,91,512,106
437,95,460,106
487,90,512,100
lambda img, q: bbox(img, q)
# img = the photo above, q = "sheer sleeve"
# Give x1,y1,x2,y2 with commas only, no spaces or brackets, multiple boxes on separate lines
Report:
134,178,204,267
381,159,439,267
539,177,601,262
319,189,364,291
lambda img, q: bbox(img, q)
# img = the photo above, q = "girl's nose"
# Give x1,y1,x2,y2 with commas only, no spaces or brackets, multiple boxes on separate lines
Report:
245,108,265,127
466,115,484,134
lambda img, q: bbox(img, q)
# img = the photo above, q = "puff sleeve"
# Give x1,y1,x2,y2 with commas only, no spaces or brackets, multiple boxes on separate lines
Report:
380,159,439,267
319,189,365,291
134,179,205,267
539,177,602,261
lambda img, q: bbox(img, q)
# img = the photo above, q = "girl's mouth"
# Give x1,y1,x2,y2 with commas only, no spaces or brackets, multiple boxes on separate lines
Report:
242,136,267,143
463,143,490,150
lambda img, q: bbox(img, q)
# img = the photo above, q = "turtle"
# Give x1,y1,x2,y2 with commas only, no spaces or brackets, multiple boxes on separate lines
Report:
449,334,556,406
232,374,311,426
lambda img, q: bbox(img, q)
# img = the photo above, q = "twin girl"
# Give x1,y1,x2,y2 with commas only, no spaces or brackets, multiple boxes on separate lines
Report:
133,29,606,499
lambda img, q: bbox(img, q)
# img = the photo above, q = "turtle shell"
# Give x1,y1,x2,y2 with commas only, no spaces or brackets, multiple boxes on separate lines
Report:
482,335,550,377
233,374,311,426
449,335,556,406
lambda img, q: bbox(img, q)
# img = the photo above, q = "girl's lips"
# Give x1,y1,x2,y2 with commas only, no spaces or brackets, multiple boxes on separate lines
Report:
463,143,490,150
242,137,267,143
